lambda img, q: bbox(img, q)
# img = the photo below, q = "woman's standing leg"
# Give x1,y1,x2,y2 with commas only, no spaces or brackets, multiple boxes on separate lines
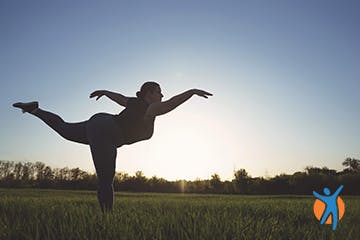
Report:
89,143,116,212
86,113,121,213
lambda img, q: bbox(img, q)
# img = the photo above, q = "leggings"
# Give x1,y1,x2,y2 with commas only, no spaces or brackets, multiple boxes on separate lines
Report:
32,109,124,212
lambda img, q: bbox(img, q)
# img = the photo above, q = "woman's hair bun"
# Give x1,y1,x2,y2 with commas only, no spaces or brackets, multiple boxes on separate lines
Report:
136,81,160,99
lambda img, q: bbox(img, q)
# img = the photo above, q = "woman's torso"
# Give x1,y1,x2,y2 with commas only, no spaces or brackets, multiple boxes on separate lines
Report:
113,97,155,145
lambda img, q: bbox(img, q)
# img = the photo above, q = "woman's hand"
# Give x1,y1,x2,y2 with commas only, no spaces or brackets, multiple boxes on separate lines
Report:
90,90,128,106
145,89,213,117
192,89,213,98
90,90,107,100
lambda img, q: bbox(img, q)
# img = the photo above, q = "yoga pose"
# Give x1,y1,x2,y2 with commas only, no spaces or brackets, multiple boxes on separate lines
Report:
13,82,212,212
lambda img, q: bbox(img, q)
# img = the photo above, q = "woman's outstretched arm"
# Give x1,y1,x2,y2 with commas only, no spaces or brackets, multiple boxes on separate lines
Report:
90,90,129,107
145,89,212,117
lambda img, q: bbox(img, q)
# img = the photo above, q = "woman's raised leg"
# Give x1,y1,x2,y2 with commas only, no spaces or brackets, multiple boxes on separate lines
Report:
13,102,89,145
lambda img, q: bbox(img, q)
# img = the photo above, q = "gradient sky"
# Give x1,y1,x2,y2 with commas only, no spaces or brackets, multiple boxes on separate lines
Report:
1,0,359,180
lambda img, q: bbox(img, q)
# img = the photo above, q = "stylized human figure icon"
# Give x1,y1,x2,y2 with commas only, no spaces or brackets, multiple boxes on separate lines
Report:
313,185,344,230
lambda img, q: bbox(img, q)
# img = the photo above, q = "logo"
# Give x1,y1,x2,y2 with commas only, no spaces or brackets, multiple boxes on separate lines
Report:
312,185,345,230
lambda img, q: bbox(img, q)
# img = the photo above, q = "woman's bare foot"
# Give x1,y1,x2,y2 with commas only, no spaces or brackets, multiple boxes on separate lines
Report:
13,101,39,113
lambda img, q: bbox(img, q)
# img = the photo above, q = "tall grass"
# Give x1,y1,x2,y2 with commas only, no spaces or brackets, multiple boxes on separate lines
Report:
0,189,359,239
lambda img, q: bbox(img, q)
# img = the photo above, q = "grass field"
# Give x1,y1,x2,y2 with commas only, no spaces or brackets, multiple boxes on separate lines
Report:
0,189,359,239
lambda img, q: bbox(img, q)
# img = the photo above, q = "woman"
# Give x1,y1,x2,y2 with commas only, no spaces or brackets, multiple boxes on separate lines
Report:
13,82,212,212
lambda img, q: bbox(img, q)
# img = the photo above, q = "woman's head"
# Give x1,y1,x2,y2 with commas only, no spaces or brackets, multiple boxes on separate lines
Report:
137,81,163,103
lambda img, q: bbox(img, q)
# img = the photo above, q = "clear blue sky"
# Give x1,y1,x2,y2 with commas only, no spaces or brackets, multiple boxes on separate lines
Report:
1,0,359,180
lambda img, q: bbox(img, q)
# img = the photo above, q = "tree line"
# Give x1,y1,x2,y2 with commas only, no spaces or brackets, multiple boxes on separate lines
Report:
0,158,359,195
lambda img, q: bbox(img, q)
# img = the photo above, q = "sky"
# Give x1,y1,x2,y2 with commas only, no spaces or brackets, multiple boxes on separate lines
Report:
1,0,359,181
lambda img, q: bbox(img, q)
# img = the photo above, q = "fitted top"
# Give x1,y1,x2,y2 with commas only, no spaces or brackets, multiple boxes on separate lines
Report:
113,97,155,145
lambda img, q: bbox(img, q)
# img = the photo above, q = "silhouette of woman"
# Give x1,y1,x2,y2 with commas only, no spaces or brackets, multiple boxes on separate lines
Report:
13,82,212,212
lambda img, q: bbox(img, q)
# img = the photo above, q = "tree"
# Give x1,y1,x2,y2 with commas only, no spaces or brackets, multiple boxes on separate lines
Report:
305,166,337,176
233,169,250,194
234,169,249,180
35,162,46,181
342,158,360,173
13,162,23,181
132,171,148,191
210,173,222,193
192,178,208,193
43,166,54,184
115,172,129,181
0,161,14,179
135,171,146,182
60,167,70,181
22,162,35,181
70,168,87,181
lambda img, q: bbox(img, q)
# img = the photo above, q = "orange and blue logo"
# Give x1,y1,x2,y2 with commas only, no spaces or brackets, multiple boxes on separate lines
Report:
313,185,345,230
